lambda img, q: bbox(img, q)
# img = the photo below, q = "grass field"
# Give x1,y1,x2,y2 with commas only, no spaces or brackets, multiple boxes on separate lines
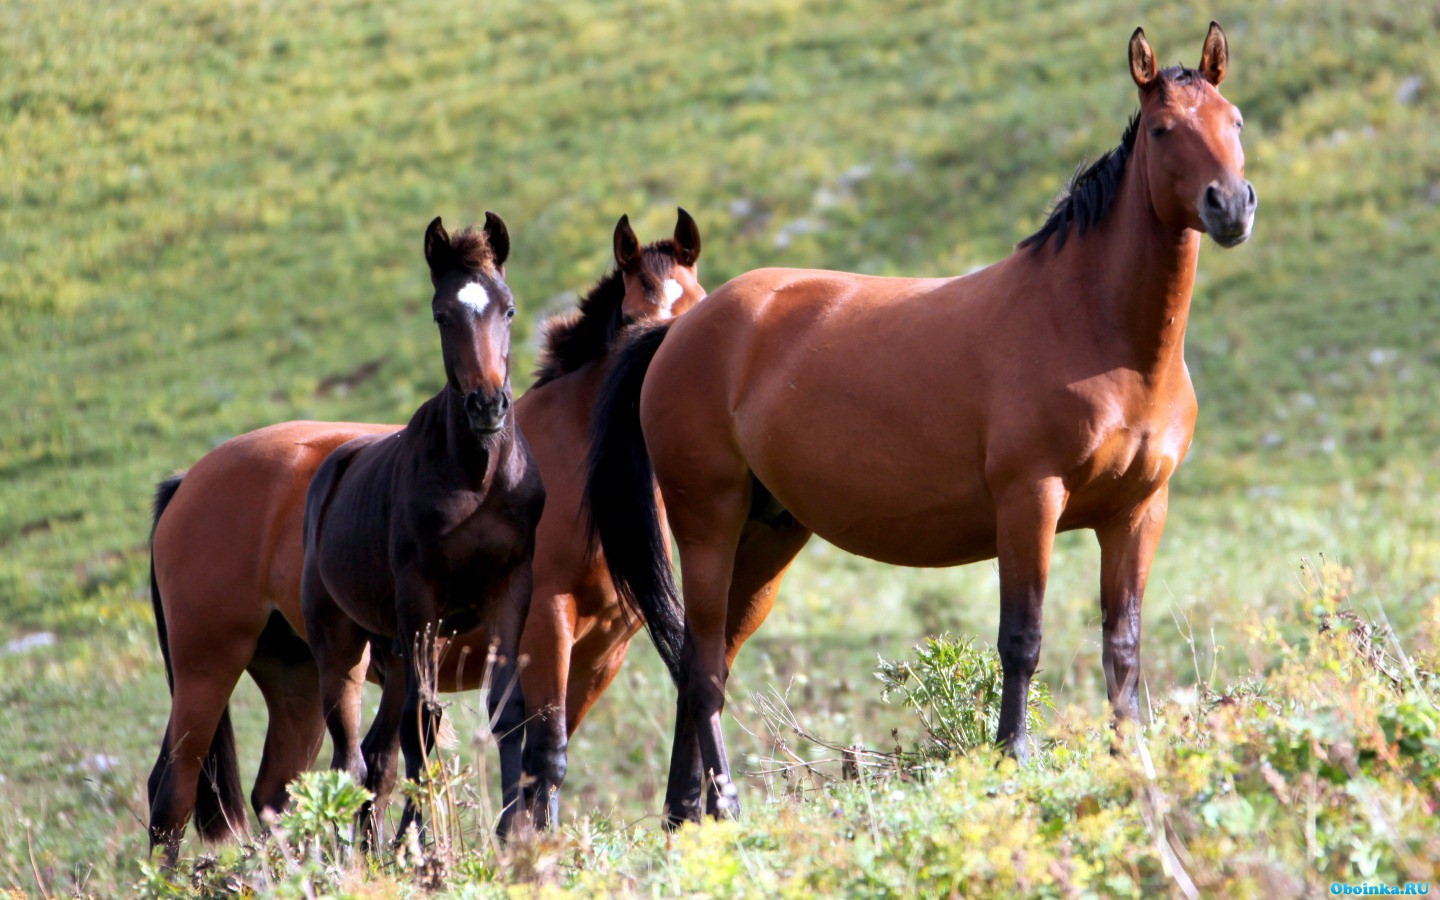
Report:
2,0,1438,894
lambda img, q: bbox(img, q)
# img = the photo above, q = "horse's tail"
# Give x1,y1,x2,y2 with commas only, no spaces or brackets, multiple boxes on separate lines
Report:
585,321,685,684
149,474,246,842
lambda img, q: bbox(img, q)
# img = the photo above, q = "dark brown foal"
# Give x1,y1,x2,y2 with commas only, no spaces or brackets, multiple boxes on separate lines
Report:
301,214,544,842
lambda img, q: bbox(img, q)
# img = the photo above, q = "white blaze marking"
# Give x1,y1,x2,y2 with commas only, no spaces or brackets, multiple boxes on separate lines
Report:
457,281,490,315
660,278,683,314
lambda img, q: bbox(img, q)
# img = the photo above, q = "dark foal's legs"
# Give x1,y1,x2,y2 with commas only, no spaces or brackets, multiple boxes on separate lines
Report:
1095,485,1168,730
356,646,405,850
992,477,1065,762
487,566,533,839
393,623,444,842
302,578,373,787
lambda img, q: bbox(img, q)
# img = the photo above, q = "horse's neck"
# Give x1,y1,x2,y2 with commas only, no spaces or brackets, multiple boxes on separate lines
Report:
419,389,499,481
1063,162,1202,378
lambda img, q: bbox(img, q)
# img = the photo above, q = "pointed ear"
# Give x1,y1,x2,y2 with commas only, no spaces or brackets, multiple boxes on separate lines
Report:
424,216,450,279
1199,21,1228,86
483,211,510,272
672,207,701,267
1129,27,1158,90
613,214,641,271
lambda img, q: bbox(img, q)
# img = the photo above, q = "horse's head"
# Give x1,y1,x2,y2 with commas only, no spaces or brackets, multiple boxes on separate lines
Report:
1129,22,1256,247
612,208,705,327
424,212,516,438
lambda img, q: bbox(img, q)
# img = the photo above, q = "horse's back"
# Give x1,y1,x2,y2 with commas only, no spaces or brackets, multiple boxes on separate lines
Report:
154,421,397,644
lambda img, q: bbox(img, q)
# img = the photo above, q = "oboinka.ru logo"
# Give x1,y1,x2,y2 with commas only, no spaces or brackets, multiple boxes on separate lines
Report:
1330,884,1430,896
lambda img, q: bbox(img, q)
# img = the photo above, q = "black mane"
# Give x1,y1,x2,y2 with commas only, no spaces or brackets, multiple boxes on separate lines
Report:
1017,67,1205,254
1017,111,1141,254
532,239,681,387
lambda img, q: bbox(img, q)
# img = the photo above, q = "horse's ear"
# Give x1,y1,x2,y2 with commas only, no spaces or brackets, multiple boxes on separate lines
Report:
483,211,510,272
424,216,451,279
1199,21,1228,87
1129,27,1158,90
614,214,641,271
673,207,701,267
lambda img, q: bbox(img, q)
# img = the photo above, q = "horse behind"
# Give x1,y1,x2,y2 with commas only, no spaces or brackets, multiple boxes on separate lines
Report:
586,23,1256,826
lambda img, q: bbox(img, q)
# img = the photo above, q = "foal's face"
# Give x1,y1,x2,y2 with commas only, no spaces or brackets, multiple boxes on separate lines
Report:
434,269,515,435
613,208,706,327
424,213,517,437
1130,23,1257,247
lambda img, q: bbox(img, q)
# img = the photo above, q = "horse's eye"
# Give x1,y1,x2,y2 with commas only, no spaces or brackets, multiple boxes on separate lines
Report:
1149,126,1169,138
1234,119,1244,131
433,312,448,327
505,307,516,320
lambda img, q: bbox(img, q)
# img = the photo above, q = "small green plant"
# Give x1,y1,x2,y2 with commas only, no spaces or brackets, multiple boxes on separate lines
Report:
277,770,373,861
877,633,1053,764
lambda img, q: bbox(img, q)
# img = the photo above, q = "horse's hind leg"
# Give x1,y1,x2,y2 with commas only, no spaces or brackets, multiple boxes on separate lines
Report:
663,478,751,824
303,579,372,785
149,637,256,863
1095,485,1168,730
709,517,811,815
247,613,325,821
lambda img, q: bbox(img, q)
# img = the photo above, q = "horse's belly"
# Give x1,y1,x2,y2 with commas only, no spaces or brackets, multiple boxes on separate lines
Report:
752,453,998,567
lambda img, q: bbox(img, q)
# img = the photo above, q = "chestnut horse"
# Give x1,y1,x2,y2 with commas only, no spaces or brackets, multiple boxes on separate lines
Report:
145,211,704,859
300,213,545,842
586,24,1256,825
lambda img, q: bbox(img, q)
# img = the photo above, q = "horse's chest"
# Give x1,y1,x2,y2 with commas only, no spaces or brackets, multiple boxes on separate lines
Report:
1068,403,1191,514
436,506,525,576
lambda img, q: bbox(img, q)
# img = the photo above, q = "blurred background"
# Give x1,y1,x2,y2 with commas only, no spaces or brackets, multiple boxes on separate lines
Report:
1,0,1436,890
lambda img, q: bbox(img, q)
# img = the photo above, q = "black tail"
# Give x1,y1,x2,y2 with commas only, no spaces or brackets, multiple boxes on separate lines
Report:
149,474,246,842
585,321,685,684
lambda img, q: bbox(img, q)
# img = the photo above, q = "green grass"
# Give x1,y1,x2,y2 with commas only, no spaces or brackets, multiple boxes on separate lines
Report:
2,0,1438,894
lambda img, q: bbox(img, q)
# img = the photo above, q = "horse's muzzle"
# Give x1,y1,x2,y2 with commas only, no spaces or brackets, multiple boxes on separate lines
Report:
464,389,510,436
1200,178,1257,247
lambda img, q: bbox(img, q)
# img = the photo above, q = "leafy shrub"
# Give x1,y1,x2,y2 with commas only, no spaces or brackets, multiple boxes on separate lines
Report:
876,633,1052,764
277,770,373,860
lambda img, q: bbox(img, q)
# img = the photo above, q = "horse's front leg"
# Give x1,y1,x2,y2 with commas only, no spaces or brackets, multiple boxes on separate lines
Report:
518,587,576,831
393,570,444,842
1095,484,1168,730
357,643,405,852
487,561,533,839
992,476,1065,762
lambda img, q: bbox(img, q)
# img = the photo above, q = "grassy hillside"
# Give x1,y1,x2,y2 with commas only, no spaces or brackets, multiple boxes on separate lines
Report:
1,0,1438,893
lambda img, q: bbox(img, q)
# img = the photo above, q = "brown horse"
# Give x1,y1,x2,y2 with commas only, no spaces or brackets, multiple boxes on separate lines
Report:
516,208,704,824
299,213,545,841
145,211,704,858
586,23,1256,825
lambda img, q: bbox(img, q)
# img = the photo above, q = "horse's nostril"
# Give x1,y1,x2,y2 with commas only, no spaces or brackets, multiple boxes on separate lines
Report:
1204,186,1222,210
1245,182,1257,207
